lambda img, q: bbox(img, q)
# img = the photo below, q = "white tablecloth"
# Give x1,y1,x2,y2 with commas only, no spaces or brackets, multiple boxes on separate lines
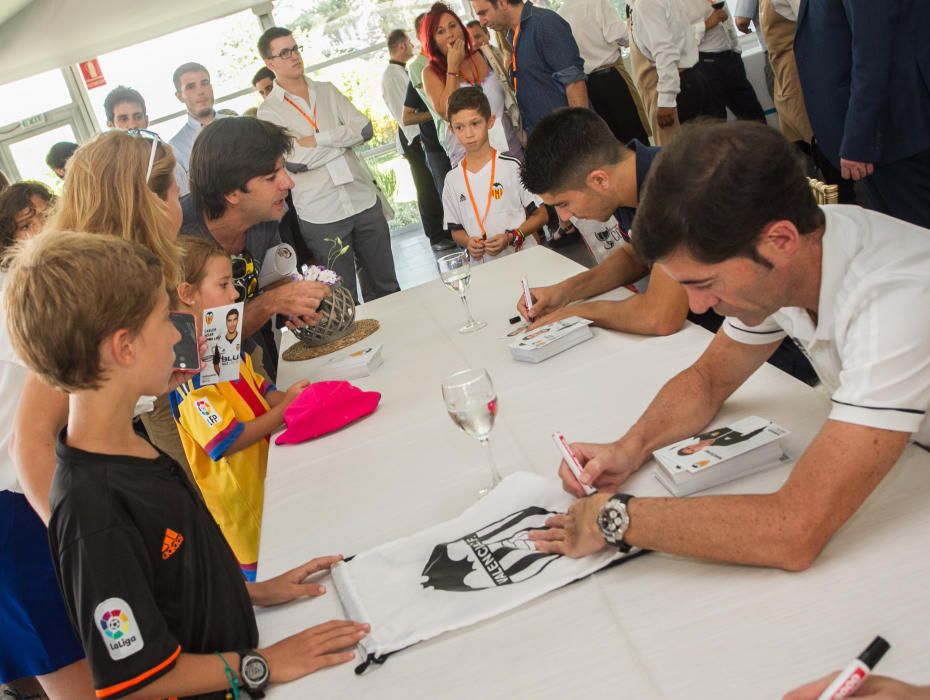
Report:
257,247,930,698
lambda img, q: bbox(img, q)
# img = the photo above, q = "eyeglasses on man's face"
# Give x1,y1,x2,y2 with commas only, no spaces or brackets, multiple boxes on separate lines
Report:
270,45,302,61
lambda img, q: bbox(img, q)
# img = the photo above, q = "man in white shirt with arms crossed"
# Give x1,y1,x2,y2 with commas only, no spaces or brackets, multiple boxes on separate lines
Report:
531,120,930,571
257,26,399,304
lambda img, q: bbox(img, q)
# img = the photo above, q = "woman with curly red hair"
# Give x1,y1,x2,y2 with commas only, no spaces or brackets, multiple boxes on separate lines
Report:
420,2,523,166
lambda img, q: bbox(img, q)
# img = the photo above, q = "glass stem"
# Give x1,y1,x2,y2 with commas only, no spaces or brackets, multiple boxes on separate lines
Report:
459,293,477,325
479,437,502,487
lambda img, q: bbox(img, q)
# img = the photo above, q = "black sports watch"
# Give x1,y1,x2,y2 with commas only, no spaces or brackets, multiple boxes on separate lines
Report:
238,649,270,698
597,494,634,553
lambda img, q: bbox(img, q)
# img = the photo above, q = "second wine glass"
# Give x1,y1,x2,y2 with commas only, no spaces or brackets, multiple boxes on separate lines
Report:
442,368,502,496
437,251,486,333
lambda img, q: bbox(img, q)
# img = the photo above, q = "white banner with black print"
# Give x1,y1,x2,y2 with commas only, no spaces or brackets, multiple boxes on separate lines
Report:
331,471,647,673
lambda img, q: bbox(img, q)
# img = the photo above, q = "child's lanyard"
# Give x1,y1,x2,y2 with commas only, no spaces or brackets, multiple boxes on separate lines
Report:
283,95,318,132
511,24,521,91
462,149,497,240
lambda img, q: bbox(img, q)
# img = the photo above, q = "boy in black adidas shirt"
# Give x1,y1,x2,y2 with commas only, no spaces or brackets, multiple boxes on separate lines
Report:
3,233,368,700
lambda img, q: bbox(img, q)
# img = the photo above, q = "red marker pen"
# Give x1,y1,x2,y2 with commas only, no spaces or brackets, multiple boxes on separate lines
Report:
816,636,890,700
552,432,596,496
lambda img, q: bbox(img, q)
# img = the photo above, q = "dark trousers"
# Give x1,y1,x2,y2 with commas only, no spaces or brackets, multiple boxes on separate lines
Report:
676,67,716,124
402,137,448,244
424,147,452,198
863,146,930,230
696,50,766,122
298,202,400,304
587,68,649,144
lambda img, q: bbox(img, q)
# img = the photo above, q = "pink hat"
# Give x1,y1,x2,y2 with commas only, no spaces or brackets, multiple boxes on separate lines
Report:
274,381,381,445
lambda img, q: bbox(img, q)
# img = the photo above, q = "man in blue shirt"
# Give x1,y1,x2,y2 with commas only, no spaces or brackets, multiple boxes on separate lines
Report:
170,62,226,197
471,0,588,133
515,108,685,336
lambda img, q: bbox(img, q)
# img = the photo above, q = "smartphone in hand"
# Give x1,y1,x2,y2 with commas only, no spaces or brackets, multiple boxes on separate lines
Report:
711,1,726,9
170,311,200,372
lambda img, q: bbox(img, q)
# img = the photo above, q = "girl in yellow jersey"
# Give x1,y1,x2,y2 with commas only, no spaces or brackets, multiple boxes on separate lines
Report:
170,237,309,579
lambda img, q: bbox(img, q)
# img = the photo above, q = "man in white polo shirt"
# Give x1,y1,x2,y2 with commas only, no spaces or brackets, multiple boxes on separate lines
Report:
531,120,930,571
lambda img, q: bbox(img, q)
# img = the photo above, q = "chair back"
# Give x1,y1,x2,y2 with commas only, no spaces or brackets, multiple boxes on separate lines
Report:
807,177,839,205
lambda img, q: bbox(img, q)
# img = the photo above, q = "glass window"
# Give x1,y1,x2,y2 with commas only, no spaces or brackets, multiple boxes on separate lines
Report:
82,8,264,132
273,0,472,67
0,69,71,127
7,123,79,189
366,149,420,232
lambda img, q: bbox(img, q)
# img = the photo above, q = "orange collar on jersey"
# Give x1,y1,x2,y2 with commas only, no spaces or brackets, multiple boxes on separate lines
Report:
462,149,497,240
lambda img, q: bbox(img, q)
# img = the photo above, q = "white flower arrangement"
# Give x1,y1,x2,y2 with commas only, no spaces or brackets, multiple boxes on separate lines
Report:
289,237,349,287
291,264,341,286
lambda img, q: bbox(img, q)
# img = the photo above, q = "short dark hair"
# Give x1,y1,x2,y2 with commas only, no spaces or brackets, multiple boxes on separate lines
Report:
173,62,209,90
189,117,293,220
387,28,408,51
414,12,427,36
226,308,239,320
103,86,147,123
252,66,275,87
633,120,825,267
45,141,78,171
258,26,294,59
521,108,628,195
0,181,56,253
447,86,491,121
488,0,523,6
466,19,484,30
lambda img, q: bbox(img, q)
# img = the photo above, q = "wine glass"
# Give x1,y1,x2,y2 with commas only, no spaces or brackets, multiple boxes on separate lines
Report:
437,251,486,333
442,368,502,496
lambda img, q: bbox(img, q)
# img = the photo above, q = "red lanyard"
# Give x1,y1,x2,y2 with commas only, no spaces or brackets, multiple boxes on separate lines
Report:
283,95,318,132
462,150,497,240
511,24,521,91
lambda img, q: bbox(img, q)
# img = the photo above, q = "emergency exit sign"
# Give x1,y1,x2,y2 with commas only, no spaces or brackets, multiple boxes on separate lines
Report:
20,114,46,128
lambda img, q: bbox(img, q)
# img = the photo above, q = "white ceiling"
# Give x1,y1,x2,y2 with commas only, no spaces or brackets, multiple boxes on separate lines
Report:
0,0,268,86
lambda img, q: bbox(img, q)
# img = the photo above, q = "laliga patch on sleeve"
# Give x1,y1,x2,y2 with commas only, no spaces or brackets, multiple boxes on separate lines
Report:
194,398,222,428
94,598,145,660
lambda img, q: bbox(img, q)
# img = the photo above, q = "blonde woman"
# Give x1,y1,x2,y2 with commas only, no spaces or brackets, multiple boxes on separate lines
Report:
13,131,188,537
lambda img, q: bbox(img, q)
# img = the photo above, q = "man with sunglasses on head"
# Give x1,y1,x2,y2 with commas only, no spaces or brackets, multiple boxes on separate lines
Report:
257,27,400,304
180,117,328,381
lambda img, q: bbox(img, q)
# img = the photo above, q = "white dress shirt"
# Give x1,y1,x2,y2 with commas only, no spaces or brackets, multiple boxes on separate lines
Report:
382,61,420,156
697,0,742,54
632,0,705,108
557,0,629,74
734,0,767,50
723,206,930,446
771,0,799,21
258,78,378,225
169,111,228,197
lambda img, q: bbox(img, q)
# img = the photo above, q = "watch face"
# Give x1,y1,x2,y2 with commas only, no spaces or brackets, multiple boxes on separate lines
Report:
598,500,629,545
243,657,269,685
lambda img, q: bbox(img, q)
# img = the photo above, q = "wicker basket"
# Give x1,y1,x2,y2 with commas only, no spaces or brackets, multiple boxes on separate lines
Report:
292,283,357,347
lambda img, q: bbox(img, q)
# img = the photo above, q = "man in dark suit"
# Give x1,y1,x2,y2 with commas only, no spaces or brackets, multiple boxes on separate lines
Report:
795,0,930,229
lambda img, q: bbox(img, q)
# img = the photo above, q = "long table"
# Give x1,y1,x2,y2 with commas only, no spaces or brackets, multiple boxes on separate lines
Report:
256,247,930,698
